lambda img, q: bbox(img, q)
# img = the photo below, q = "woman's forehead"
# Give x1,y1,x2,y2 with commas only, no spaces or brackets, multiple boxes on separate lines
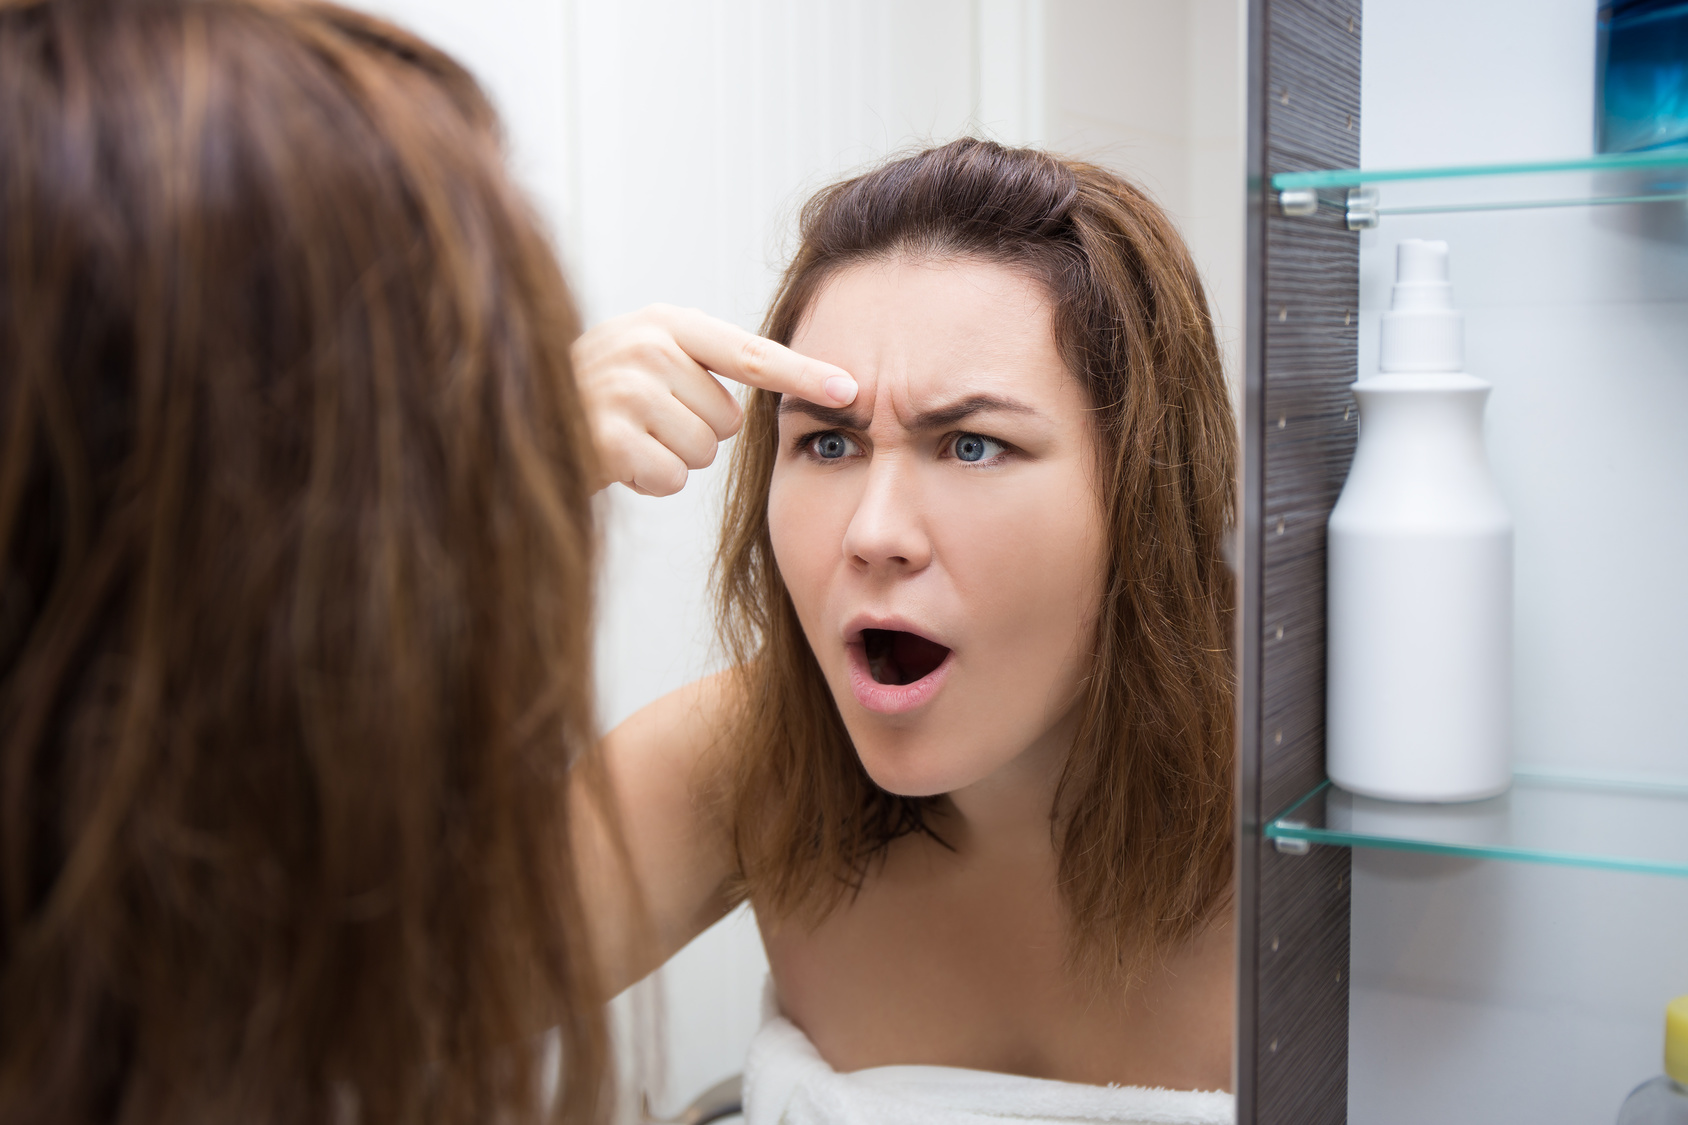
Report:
787,257,1072,425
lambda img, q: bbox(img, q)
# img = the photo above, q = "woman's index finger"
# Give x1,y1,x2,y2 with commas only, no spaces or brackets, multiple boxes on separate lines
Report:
657,306,858,407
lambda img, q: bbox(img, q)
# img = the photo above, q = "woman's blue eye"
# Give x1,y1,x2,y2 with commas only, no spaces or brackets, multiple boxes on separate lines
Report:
812,432,852,459
953,433,1003,463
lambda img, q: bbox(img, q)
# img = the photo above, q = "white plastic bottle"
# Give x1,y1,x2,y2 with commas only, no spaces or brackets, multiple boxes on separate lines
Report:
1617,996,1688,1124
1326,239,1512,802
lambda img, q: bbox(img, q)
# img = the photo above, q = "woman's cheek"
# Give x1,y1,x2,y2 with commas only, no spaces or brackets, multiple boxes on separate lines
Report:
944,472,1103,641
767,472,832,616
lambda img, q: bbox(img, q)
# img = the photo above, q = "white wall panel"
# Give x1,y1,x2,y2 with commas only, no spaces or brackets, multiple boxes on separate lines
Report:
975,0,1047,145
1045,0,1246,389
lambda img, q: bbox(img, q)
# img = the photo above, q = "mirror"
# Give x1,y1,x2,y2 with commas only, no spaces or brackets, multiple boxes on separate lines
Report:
380,2,1246,1119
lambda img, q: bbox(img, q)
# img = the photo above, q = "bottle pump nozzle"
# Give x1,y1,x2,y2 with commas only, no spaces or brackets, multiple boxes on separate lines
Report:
1380,239,1464,373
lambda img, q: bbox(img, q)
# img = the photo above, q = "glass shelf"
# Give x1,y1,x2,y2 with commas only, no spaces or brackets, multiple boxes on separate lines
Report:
1271,151,1688,220
1264,767,1688,878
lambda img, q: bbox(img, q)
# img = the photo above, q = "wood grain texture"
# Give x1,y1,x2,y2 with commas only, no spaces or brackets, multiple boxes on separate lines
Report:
1237,0,1361,1122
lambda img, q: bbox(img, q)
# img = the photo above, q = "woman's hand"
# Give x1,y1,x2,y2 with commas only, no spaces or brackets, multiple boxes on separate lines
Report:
573,304,859,495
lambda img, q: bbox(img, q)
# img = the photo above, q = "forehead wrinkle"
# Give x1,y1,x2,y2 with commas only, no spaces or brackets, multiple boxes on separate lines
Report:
783,260,1060,437
863,371,1051,438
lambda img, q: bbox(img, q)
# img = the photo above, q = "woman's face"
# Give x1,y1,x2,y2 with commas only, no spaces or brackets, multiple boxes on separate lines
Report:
770,256,1108,798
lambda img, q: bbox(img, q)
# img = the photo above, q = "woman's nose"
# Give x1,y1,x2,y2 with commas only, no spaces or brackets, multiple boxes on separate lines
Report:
841,459,932,573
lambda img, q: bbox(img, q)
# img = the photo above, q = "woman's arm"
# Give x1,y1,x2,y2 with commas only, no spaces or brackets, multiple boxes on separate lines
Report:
568,306,851,993
572,671,744,997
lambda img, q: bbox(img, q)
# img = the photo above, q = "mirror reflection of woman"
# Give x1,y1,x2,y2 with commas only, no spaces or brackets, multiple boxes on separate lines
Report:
579,140,1237,1123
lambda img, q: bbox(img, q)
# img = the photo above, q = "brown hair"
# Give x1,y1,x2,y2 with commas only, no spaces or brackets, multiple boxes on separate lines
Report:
0,1,607,1122
715,139,1235,981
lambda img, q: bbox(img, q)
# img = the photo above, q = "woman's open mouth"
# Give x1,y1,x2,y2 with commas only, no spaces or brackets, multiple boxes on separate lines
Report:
863,628,950,685
846,627,953,715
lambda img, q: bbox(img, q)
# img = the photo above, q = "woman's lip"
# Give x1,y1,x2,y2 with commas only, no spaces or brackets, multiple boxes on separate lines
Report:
846,641,953,715
842,614,946,648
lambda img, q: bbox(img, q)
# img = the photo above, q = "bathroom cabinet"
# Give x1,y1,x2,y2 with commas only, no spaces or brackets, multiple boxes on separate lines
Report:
1237,2,1688,1122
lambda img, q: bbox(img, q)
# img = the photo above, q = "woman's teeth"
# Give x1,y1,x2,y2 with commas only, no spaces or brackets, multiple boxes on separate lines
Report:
862,629,950,685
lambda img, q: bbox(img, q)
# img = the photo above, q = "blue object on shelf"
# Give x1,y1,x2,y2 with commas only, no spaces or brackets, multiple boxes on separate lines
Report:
1598,0,1688,153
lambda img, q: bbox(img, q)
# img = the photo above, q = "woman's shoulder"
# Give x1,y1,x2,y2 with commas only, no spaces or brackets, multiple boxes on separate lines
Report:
604,668,747,773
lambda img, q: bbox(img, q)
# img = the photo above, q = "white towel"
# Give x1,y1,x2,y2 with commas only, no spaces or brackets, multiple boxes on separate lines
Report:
743,993,1234,1125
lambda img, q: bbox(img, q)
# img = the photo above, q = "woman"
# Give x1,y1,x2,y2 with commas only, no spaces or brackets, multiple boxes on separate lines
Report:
582,140,1237,1123
0,1,629,1120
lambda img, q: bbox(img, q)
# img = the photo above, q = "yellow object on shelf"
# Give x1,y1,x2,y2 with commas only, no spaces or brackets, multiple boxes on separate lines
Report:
1668,995,1688,1085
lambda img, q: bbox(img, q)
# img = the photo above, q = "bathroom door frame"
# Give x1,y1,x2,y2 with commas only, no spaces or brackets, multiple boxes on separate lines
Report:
1235,1,1362,1122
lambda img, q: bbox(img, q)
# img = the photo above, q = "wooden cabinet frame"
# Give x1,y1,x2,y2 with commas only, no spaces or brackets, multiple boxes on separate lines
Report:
1236,2,1363,1121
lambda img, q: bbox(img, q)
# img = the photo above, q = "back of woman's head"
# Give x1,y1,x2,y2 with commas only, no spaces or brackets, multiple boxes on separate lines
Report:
0,2,603,1122
717,138,1235,983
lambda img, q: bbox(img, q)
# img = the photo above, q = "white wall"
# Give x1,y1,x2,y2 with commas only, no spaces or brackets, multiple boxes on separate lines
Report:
343,1,1241,1117
1350,2,1688,1121
1044,0,1247,387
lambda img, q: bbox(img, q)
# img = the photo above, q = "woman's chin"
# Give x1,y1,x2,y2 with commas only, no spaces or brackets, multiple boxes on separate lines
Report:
847,734,976,798
827,670,1010,797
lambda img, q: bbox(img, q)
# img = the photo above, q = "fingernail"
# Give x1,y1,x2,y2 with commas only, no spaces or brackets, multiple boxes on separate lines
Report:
824,375,857,405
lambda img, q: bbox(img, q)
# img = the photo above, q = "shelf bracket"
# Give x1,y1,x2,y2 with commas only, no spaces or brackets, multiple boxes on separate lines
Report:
1278,187,1318,216
1345,187,1380,229
1272,820,1312,855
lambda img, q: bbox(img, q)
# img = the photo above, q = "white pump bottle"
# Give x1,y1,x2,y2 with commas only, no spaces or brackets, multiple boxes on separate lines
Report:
1326,239,1513,802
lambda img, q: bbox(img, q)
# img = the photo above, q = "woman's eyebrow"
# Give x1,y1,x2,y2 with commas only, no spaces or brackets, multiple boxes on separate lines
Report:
909,394,1043,430
776,398,870,429
776,392,1043,431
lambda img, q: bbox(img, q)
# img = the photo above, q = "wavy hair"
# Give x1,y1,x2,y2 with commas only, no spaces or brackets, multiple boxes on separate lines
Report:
714,139,1235,983
0,1,606,1122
